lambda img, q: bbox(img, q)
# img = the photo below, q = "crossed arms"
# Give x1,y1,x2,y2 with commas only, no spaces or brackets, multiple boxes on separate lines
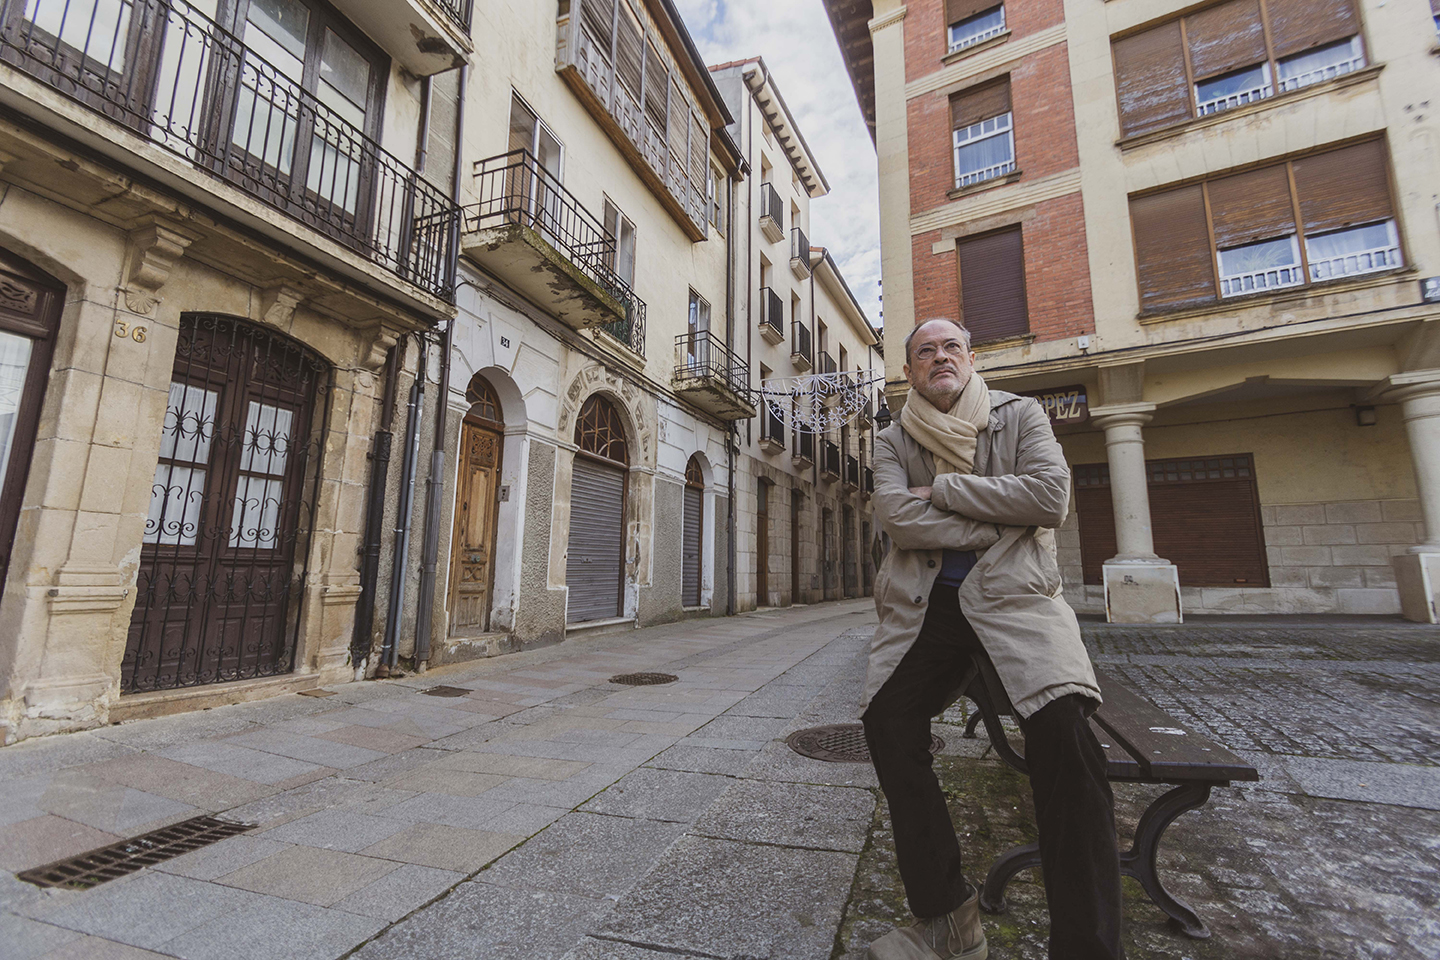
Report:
872,399,1071,552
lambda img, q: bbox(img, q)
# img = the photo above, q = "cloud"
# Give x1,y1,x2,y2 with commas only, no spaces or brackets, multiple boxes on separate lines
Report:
678,0,883,330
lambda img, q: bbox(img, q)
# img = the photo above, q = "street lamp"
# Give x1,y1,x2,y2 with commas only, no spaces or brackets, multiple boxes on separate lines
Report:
874,401,892,429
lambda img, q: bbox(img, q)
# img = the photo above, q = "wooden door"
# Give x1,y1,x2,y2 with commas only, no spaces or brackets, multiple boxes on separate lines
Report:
448,418,502,634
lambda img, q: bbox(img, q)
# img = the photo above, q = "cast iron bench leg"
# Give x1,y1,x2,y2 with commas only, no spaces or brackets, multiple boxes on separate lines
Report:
964,710,985,739
1121,782,1213,939
978,782,1215,939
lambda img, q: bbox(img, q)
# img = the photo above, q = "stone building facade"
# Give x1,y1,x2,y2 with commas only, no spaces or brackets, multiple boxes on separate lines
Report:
823,0,1440,621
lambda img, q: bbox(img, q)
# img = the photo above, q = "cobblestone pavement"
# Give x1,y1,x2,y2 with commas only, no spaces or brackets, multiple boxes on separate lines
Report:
1,606,1437,960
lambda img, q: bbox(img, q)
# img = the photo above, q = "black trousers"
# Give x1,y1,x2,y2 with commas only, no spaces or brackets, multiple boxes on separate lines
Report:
862,583,1124,960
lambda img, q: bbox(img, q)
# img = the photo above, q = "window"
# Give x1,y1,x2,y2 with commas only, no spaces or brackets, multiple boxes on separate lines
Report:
707,166,725,232
602,199,636,287
950,78,1014,188
687,290,711,368
957,225,1029,342
1113,0,1364,138
1130,139,1400,311
949,4,1006,53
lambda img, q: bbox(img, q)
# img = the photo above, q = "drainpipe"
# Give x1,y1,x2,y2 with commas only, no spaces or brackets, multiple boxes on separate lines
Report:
412,64,468,671
725,162,738,617
351,345,401,679
380,334,427,674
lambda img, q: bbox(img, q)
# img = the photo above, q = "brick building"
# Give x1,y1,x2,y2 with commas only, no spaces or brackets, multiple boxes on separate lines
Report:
823,0,1440,622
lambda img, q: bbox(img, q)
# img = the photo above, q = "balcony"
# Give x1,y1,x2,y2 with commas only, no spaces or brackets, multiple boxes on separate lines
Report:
555,1,709,241
759,287,785,345
327,0,472,76
863,466,874,499
760,403,787,454
0,0,459,302
817,351,837,376
673,332,756,420
843,455,859,491
792,429,815,468
821,440,841,481
857,393,874,425
791,321,813,371
790,227,812,279
759,182,785,243
462,150,645,337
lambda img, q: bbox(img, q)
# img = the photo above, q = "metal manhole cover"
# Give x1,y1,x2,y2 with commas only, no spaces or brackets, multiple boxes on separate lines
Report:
421,686,471,697
610,672,678,686
17,816,254,889
787,723,944,763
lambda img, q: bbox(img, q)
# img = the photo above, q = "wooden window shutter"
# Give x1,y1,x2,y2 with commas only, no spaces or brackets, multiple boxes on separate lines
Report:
615,4,643,96
643,42,668,128
579,0,615,57
1207,164,1296,248
957,226,1028,342
947,0,997,25
1267,0,1360,59
1292,139,1393,234
1183,0,1268,80
668,80,690,160
950,77,1011,130
1130,185,1217,311
1113,22,1192,137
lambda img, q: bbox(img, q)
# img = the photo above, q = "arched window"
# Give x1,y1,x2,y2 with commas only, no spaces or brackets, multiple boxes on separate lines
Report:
465,374,503,426
574,395,628,465
683,455,704,607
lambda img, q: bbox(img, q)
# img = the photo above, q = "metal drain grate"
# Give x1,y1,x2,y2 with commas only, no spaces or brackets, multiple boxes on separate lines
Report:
421,685,471,697
787,723,945,763
609,672,679,686
17,816,254,889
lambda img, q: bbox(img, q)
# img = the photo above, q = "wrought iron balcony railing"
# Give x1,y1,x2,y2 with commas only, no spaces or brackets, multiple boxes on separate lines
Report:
760,286,783,339
791,321,812,365
818,351,837,376
465,149,646,352
864,466,874,494
790,226,811,277
793,428,814,463
762,403,785,445
432,0,473,32
0,0,460,300
822,439,841,478
674,330,748,397
759,182,784,241
844,454,859,488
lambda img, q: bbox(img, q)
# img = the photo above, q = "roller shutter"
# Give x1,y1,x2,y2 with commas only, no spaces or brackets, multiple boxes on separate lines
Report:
1075,454,1269,587
1184,0,1268,80
1112,22,1192,137
1267,0,1360,58
957,225,1029,343
1206,165,1297,247
951,77,1012,130
567,456,626,622
947,0,997,24
682,486,702,607
1292,139,1392,234
1130,185,1217,311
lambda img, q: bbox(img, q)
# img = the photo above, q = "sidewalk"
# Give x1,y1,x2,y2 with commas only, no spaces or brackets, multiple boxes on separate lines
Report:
1,604,1437,959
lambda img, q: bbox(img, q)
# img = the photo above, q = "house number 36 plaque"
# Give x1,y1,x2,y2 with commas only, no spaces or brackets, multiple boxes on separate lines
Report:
114,321,147,343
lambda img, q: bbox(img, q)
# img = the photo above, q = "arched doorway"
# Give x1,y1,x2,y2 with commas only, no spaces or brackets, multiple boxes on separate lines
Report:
124,316,328,693
682,456,704,608
448,374,504,635
567,395,628,622
0,249,63,597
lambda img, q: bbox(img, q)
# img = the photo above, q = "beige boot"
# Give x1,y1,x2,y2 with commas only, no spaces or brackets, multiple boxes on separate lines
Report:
866,887,988,960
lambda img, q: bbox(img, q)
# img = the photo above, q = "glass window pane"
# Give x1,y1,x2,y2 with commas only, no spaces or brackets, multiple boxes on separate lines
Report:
1306,220,1400,280
0,332,32,494
230,475,283,548
1278,37,1362,90
238,401,294,476
159,381,219,465
143,464,206,545
949,6,1005,51
24,0,131,69
319,28,369,111
246,0,309,63
1195,63,1271,113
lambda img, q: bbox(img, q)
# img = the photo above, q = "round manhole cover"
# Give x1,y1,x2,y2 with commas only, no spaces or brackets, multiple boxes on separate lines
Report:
786,723,944,763
609,672,678,686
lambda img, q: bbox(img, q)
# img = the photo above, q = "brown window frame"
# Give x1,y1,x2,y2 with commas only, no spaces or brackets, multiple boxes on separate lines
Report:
1128,137,1402,314
1110,0,1367,140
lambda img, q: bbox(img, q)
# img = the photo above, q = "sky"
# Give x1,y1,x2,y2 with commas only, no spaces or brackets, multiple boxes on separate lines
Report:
673,0,884,331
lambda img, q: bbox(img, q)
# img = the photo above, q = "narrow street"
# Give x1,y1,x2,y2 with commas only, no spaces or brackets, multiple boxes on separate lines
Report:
2,603,1437,959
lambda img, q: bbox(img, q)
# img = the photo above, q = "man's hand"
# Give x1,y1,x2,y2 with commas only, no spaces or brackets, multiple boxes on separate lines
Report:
908,486,933,500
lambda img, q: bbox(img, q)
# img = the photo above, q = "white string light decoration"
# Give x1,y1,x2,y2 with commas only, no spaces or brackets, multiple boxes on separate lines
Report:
759,370,885,434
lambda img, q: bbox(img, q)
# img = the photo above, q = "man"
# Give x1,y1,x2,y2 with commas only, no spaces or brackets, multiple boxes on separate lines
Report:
863,318,1123,960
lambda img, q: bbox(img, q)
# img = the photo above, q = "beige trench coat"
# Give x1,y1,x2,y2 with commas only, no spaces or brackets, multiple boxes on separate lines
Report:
863,390,1100,719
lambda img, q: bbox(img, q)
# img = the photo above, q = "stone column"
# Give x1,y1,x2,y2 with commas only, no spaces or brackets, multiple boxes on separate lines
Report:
1387,373,1440,622
1090,403,1181,623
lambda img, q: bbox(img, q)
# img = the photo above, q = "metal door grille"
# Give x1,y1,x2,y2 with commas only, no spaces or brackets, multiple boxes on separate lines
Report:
122,315,330,693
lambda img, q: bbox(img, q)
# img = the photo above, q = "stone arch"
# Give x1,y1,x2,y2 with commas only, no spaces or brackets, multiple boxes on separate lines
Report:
558,363,653,469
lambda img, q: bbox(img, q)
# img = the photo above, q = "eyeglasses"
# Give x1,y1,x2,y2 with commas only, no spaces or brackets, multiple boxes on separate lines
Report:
912,340,969,362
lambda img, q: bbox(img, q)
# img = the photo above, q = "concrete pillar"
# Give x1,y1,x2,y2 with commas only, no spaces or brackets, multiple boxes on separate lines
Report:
1090,403,1181,624
1387,373,1440,622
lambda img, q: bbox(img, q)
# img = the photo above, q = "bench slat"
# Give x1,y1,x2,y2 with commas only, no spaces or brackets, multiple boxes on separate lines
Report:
1091,718,1144,779
1094,670,1258,782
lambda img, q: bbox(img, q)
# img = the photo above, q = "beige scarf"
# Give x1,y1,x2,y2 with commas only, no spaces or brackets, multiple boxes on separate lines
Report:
899,372,991,476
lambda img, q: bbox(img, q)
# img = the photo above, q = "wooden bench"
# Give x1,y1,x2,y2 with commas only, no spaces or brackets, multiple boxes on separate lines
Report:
953,659,1259,939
